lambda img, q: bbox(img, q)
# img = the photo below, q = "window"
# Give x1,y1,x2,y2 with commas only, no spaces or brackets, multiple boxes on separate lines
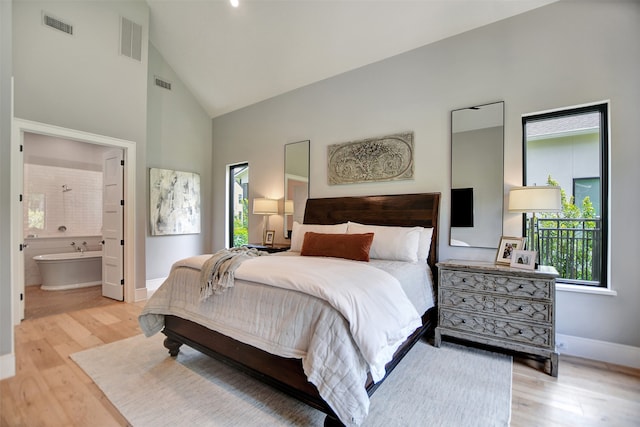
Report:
523,103,608,287
228,163,249,248
27,193,46,230
573,177,600,216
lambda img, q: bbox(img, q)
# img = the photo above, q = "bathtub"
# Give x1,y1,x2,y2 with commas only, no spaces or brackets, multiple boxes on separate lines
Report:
33,251,103,291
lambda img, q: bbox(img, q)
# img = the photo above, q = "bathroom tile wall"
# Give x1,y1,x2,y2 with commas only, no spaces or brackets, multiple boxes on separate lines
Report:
23,164,103,238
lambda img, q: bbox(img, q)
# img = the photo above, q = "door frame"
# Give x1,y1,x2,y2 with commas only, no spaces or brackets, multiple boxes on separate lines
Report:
11,118,137,324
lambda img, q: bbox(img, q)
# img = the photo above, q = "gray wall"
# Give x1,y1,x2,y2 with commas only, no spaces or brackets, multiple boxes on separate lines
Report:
0,0,13,367
2,0,213,373
211,1,640,348
146,43,213,280
12,0,149,292
11,1,214,286
24,132,110,171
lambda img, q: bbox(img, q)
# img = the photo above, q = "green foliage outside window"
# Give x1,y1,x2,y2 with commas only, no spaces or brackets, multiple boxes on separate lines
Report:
537,176,599,283
233,198,248,247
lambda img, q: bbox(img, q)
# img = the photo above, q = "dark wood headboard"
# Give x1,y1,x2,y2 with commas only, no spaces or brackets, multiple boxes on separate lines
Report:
303,193,440,269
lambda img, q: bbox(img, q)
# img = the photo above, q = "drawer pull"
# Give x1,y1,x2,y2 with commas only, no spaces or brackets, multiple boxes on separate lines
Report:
462,278,467,283
462,298,467,303
518,329,524,335
518,306,524,311
519,285,524,289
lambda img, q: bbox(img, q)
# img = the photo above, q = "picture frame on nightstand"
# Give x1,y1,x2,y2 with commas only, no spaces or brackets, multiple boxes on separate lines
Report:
264,230,275,246
495,236,526,264
510,249,537,270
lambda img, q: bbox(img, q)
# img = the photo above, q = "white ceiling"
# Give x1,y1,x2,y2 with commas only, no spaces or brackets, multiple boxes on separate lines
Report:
147,0,556,118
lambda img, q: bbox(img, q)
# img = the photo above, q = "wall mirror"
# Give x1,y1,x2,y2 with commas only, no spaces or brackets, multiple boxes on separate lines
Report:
284,140,310,238
450,101,504,248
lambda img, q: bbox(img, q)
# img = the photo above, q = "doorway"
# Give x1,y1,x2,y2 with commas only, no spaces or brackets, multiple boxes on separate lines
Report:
21,133,123,318
11,119,137,324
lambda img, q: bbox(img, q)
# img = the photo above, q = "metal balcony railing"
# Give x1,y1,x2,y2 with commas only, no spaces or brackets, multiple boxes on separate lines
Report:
529,218,602,286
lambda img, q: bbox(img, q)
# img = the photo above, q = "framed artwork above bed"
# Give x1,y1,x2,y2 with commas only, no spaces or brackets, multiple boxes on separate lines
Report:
327,132,414,185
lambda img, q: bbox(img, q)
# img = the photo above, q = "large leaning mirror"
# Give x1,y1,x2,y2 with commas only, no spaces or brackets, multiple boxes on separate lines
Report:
450,101,504,248
284,140,310,238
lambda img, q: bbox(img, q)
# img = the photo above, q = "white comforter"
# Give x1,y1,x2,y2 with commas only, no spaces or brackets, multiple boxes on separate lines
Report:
139,254,431,426
235,255,421,382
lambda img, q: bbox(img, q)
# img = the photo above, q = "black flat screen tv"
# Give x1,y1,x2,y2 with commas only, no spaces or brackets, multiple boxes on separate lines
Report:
451,187,474,227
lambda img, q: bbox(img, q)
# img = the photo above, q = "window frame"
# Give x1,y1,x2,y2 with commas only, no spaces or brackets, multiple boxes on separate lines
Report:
227,162,249,248
522,102,609,288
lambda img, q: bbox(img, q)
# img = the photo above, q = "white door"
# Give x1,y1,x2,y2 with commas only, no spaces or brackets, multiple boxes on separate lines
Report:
102,149,124,300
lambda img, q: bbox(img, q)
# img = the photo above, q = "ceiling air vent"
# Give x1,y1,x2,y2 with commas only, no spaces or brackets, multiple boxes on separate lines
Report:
42,12,73,35
120,16,142,62
154,76,172,91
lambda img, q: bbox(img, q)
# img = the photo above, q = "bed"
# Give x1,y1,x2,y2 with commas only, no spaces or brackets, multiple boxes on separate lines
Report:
139,193,440,426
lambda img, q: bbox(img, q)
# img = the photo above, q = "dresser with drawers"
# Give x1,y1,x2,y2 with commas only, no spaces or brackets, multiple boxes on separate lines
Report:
435,260,559,376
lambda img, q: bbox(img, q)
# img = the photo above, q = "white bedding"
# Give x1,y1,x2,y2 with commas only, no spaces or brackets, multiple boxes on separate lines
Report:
139,253,435,426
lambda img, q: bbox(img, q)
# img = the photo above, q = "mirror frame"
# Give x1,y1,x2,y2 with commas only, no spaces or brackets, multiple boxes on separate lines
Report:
450,101,504,248
284,140,310,238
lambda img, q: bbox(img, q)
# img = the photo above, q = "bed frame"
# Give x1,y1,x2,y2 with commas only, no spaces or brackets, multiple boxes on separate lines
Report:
162,193,440,426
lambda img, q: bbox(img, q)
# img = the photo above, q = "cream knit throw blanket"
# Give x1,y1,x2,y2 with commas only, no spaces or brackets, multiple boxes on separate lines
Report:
200,247,267,301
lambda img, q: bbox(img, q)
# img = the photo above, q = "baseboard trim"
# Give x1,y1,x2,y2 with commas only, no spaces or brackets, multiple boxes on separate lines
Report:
143,277,167,299
557,334,640,369
0,352,16,380
134,286,147,302
146,277,166,289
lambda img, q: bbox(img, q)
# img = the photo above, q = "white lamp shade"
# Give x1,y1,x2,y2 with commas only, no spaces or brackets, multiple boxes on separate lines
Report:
253,198,278,215
284,200,294,215
508,186,562,213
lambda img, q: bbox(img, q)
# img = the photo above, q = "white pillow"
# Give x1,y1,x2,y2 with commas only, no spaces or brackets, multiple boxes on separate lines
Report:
347,222,421,263
290,221,348,252
417,227,434,261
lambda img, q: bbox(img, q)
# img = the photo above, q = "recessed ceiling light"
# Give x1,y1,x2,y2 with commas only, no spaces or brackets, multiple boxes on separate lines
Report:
230,0,239,7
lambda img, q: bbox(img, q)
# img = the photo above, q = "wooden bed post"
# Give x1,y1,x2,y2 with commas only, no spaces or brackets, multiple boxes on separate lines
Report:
163,336,182,357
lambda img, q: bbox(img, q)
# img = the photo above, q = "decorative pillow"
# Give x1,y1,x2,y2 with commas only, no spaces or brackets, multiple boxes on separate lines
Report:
347,222,422,263
300,232,374,262
290,221,348,252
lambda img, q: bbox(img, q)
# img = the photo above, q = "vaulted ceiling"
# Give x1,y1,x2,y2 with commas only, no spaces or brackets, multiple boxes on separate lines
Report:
147,0,556,118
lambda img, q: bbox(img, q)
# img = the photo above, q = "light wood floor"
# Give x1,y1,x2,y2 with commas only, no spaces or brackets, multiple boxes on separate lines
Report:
24,285,121,319
2,300,639,426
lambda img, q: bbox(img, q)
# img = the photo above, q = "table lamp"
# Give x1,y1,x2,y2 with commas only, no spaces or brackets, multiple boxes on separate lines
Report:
253,198,278,245
508,186,562,253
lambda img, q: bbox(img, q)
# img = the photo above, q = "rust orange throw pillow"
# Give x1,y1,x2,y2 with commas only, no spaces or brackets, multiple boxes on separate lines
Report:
300,232,374,262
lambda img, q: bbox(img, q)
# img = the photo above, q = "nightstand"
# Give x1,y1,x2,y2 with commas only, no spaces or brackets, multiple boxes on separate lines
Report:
245,243,290,254
435,260,559,376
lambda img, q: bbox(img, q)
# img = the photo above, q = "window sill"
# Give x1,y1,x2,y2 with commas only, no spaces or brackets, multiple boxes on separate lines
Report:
556,283,617,296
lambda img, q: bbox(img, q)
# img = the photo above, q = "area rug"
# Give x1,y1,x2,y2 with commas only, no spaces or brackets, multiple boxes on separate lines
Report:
71,333,512,426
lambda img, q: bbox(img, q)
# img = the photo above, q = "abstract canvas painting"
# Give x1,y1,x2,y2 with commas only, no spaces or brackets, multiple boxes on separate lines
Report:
149,168,201,235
